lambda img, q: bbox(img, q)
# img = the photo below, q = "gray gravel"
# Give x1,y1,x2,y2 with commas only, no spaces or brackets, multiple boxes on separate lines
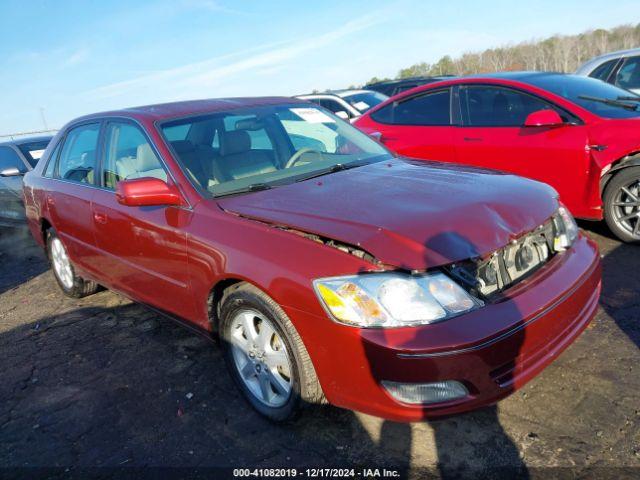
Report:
0,223,638,479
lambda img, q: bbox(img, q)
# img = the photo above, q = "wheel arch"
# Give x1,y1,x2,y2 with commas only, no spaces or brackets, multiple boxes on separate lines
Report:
601,151,640,195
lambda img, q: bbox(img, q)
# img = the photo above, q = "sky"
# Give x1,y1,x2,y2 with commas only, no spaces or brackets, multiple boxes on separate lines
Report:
1,0,638,134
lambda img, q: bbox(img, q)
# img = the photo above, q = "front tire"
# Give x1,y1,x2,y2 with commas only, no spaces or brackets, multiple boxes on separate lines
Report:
46,229,100,298
604,167,640,243
219,283,323,421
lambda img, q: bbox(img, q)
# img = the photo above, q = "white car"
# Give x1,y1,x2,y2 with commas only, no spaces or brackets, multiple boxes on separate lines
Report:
297,90,388,121
576,48,640,94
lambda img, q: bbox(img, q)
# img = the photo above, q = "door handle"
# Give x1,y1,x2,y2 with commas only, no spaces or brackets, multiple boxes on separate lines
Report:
46,196,55,206
93,212,108,225
463,137,483,142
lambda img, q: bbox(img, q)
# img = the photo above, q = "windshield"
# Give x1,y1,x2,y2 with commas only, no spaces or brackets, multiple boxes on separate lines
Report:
525,74,640,118
17,140,50,167
341,91,389,113
160,104,391,197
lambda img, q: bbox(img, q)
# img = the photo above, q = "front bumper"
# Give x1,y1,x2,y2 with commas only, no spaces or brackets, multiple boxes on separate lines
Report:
285,234,601,422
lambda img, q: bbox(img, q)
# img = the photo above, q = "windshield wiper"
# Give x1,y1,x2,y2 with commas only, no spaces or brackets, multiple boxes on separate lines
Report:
295,162,367,183
617,95,640,102
578,95,638,110
214,183,272,198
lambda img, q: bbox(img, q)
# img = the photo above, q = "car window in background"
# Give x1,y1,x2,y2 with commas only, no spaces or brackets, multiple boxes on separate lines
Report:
318,99,350,117
342,92,388,113
0,146,27,173
526,74,640,118
461,86,562,126
370,89,451,125
17,141,50,167
614,56,640,91
589,59,619,82
103,122,167,189
56,124,100,184
160,104,390,197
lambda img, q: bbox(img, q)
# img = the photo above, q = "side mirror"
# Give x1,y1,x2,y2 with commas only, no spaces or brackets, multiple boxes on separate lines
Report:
0,167,22,177
368,131,383,141
524,109,564,127
335,111,350,120
115,177,184,207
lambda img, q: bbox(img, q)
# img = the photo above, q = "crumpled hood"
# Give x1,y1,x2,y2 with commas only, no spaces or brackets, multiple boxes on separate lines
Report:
218,159,559,269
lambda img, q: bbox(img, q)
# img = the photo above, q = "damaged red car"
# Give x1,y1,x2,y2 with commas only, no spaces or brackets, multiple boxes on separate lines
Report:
23,98,601,422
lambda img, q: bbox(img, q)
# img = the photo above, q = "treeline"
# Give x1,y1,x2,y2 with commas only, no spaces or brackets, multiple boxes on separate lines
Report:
366,23,640,84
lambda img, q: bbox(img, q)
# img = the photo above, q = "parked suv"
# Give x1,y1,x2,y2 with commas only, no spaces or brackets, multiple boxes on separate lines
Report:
0,136,52,226
576,48,640,94
24,98,600,422
355,72,640,242
365,76,455,97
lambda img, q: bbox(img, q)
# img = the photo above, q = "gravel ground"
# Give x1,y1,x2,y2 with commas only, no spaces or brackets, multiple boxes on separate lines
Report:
0,223,638,479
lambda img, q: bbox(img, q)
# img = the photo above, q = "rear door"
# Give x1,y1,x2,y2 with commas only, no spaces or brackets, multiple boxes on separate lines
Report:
91,120,193,319
364,87,456,161
48,123,101,272
454,85,590,213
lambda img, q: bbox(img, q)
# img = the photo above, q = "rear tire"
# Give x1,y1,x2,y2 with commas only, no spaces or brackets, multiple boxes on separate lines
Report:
219,283,324,422
46,229,100,298
603,167,640,243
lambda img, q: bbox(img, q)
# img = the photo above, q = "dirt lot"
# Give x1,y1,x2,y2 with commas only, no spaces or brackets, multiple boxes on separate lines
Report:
0,223,638,479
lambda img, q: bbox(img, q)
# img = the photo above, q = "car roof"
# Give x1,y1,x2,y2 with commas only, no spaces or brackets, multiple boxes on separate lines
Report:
297,89,373,98
71,97,304,124
366,76,454,87
576,48,640,74
0,135,53,147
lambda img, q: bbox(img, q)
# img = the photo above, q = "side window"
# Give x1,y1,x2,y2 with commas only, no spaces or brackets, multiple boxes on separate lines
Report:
0,146,27,173
43,141,62,178
614,56,640,91
103,122,167,189
318,99,351,117
462,86,563,127
590,59,618,82
371,89,451,125
57,124,100,184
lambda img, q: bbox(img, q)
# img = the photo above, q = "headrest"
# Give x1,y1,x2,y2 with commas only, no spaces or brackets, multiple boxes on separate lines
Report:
170,140,196,154
221,130,251,156
136,143,159,171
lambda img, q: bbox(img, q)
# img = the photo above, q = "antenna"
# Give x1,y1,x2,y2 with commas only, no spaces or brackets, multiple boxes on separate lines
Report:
39,107,49,130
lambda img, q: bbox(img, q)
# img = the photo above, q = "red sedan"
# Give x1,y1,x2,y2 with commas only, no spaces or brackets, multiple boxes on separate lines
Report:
354,72,640,243
23,98,600,422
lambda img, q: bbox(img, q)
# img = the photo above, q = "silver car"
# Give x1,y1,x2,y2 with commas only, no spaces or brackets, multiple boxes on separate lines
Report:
0,136,52,226
576,48,640,94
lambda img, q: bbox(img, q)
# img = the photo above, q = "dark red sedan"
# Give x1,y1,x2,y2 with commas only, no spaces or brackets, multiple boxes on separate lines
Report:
23,98,600,422
354,72,640,243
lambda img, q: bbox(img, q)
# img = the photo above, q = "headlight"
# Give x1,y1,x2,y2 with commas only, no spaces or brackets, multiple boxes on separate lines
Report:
553,205,579,251
313,272,482,328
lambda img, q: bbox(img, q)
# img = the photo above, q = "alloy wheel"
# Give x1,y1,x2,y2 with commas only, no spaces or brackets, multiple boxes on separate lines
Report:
612,178,640,239
229,309,293,408
50,237,74,289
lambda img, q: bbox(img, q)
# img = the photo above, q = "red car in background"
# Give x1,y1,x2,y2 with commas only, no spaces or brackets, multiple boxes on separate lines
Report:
354,72,640,243
23,98,600,422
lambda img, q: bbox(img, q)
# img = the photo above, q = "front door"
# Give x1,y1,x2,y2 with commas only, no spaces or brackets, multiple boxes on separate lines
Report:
91,120,194,319
454,85,590,215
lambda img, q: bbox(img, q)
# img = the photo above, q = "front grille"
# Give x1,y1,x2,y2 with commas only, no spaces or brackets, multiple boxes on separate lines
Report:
445,218,557,299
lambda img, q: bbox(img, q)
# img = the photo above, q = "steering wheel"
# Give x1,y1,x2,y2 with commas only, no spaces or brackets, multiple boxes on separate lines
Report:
285,147,315,169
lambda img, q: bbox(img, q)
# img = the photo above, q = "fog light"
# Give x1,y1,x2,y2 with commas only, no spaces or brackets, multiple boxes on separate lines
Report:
381,380,468,405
